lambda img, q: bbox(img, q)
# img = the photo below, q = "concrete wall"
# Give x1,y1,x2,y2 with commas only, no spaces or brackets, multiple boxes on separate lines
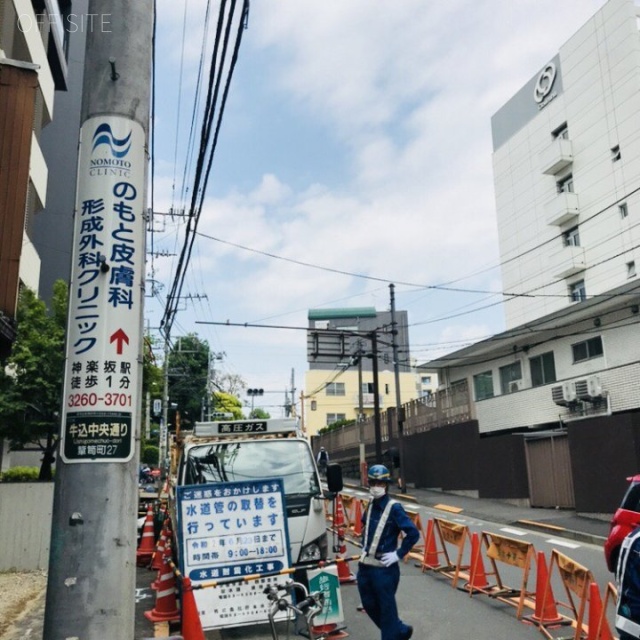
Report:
0,483,53,571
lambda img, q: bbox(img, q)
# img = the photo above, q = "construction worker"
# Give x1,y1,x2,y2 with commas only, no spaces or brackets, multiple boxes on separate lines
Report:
317,446,329,477
616,525,640,639
357,464,419,640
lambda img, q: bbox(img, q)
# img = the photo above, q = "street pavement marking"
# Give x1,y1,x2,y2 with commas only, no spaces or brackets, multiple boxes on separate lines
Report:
499,527,528,536
545,537,580,549
434,503,463,513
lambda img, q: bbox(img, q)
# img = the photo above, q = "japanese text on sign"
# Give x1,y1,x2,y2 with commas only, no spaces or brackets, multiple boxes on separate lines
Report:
177,479,290,582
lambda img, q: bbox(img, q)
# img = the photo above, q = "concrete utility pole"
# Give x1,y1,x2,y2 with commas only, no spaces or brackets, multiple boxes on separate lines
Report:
44,2,152,638
389,284,407,492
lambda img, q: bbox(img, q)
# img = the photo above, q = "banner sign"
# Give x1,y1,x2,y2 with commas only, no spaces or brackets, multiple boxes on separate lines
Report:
307,565,344,627
60,115,145,463
177,478,291,629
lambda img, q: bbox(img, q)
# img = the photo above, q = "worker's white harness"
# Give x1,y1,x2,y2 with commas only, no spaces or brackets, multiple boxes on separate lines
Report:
359,498,397,567
616,528,640,638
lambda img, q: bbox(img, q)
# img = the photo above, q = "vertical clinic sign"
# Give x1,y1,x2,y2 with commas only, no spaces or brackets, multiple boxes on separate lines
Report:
60,116,145,463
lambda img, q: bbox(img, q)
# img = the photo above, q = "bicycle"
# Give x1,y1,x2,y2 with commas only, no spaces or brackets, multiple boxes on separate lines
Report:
264,579,327,640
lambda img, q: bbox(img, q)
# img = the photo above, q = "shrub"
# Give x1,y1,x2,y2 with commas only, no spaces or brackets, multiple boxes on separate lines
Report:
0,466,40,482
141,445,159,466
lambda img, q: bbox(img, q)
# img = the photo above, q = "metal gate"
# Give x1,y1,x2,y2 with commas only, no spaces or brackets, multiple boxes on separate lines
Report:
524,433,575,508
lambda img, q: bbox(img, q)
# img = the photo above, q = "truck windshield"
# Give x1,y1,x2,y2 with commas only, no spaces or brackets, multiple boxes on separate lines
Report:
183,440,321,498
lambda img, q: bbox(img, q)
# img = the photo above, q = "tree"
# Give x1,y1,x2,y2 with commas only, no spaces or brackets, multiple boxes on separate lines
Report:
0,281,68,480
214,372,246,396
167,334,210,429
212,391,244,419
249,408,271,419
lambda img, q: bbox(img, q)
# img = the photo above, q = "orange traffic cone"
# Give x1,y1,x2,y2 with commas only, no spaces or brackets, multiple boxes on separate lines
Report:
351,499,363,537
181,577,206,640
334,496,346,529
151,542,173,591
337,555,356,584
136,503,156,567
150,521,169,572
466,532,489,592
527,551,564,626
144,549,180,623
421,519,439,570
587,582,614,640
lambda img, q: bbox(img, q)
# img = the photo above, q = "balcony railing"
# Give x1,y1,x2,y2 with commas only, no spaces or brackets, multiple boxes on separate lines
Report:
545,191,579,226
540,138,573,175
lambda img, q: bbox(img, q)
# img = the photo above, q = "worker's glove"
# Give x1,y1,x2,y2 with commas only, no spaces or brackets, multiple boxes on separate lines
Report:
380,551,399,567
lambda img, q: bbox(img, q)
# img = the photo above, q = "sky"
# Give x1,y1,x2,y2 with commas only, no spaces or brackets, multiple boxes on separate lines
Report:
148,0,607,417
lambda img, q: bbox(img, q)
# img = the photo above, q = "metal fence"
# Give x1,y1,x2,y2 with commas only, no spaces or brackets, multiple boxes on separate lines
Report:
0,483,53,571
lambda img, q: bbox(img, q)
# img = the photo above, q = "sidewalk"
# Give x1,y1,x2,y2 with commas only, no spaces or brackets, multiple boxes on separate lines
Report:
343,477,611,546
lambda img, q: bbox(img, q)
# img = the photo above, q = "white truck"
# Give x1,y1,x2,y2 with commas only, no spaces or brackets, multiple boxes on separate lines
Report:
168,417,342,583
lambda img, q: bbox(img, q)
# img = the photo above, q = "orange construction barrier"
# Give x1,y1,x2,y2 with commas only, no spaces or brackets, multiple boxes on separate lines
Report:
539,549,596,640
136,503,156,567
144,548,180,623
465,531,489,592
524,551,567,628
181,577,206,640
404,510,425,562
417,517,471,589
587,582,614,640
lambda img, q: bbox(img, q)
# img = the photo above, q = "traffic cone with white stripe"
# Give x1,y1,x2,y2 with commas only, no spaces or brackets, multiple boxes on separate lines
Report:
144,545,180,623
181,577,206,640
136,503,156,567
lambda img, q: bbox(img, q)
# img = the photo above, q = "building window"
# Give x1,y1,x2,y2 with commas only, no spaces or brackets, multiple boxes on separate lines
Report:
325,382,345,396
361,382,374,394
326,413,346,425
628,261,637,278
552,123,569,140
421,375,431,385
563,226,580,247
571,336,603,363
569,280,586,303
611,145,621,162
384,383,390,394
499,361,522,394
473,371,494,401
530,352,556,387
557,174,574,194
620,203,629,218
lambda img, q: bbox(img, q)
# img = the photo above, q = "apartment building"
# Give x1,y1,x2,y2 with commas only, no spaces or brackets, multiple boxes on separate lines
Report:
0,0,70,356
304,307,417,437
420,0,640,511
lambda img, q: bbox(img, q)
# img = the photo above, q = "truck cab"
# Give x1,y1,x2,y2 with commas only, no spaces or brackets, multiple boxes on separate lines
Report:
170,418,340,574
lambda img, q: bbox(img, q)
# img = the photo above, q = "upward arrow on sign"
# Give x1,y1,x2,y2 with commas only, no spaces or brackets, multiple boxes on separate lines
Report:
110,329,129,355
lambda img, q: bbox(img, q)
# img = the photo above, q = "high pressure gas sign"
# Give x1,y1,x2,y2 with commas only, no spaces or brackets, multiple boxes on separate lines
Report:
60,116,145,463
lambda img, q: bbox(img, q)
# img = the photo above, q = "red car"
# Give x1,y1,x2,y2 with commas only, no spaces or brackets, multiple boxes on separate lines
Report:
605,474,640,572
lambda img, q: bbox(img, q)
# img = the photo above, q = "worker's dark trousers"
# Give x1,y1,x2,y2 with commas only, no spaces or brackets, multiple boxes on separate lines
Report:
357,563,410,640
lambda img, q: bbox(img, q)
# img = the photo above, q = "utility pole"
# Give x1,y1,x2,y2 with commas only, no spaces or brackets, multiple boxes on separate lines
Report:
370,331,383,463
389,283,407,493
44,3,152,638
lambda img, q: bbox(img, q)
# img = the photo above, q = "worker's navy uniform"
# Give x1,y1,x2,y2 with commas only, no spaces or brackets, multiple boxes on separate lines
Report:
616,526,640,639
357,493,420,640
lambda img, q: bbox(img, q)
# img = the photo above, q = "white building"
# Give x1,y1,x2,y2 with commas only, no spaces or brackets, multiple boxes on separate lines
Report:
426,0,640,430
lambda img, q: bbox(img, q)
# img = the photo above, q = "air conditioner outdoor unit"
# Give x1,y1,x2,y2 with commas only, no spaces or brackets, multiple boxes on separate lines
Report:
509,380,522,393
575,375,603,402
552,382,577,406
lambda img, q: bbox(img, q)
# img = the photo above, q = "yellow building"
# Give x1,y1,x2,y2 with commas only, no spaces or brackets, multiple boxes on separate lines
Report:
303,307,418,436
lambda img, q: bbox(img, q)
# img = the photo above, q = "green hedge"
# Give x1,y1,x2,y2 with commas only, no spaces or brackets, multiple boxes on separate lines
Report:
141,445,159,466
0,466,41,482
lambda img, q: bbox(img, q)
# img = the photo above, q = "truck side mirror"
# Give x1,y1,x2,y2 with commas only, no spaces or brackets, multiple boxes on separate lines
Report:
325,463,343,493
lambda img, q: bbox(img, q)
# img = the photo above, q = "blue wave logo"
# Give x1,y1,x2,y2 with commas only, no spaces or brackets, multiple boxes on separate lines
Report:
92,123,132,158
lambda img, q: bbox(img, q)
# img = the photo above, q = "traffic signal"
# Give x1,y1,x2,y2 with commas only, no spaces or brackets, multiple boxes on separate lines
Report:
247,388,264,396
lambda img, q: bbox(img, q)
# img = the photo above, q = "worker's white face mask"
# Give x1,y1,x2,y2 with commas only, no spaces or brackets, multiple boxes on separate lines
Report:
369,486,386,499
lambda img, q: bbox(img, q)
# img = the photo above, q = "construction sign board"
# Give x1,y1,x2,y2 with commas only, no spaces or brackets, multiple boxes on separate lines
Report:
307,565,345,627
176,478,291,629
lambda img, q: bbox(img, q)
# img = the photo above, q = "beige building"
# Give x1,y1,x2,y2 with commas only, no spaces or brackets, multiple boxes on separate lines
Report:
304,307,417,436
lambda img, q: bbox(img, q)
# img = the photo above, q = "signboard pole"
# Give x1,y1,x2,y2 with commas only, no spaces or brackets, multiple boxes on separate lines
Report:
43,2,152,638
